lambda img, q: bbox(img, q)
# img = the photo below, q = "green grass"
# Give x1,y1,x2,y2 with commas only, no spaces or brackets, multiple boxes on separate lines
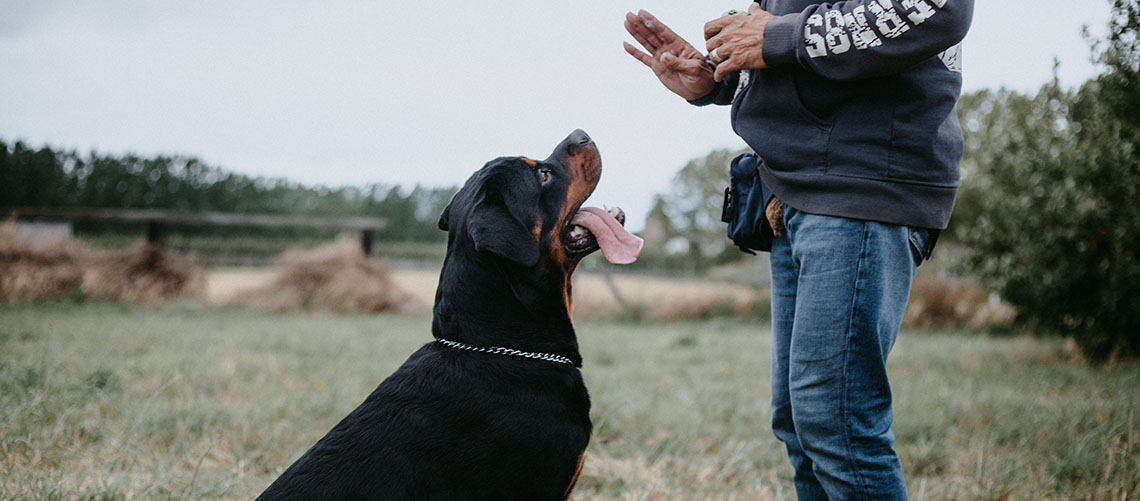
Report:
1,303,1137,500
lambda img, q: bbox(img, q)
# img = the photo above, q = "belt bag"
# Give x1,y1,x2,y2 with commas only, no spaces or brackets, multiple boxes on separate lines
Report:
721,152,776,254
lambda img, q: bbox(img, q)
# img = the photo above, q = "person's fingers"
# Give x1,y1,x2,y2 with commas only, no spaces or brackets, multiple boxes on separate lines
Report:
625,12,658,45
712,45,735,81
708,47,723,64
748,3,764,15
662,51,709,78
713,49,744,82
659,51,681,71
713,61,732,82
627,13,672,56
706,32,724,54
623,11,638,32
625,14,660,54
703,16,730,41
637,10,678,48
623,41,656,69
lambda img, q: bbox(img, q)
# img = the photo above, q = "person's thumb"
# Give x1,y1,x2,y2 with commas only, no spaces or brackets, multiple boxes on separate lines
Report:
660,52,684,72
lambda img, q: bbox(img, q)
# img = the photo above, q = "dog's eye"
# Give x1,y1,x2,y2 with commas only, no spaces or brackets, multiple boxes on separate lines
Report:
537,167,552,185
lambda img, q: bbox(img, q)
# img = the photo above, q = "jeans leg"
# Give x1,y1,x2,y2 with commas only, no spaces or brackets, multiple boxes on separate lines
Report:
769,234,829,501
780,208,915,500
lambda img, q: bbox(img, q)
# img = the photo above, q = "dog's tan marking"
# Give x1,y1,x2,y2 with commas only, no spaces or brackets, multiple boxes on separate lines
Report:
542,239,575,314
564,159,599,208
562,450,587,500
563,276,574,317
557,171,594,252
549,146,601,316
522,157,537,167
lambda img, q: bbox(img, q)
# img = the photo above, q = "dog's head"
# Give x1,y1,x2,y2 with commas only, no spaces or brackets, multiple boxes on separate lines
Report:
438,130,642,274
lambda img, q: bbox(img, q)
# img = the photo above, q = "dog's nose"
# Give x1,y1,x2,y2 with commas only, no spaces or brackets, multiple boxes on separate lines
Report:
569,129,592,146
548,130,596,162
563,130,595,155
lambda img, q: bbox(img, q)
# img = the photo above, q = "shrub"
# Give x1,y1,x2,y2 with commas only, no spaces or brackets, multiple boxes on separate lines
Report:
959,0,1140,361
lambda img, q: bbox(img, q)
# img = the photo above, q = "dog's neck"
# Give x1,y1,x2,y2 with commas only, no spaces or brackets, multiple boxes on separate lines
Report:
431,252,582,366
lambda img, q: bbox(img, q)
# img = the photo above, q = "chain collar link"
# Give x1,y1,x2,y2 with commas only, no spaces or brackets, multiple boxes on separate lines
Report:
436,338,579,367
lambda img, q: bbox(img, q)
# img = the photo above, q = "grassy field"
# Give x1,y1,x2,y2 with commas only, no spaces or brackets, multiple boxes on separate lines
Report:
1,302,1137,500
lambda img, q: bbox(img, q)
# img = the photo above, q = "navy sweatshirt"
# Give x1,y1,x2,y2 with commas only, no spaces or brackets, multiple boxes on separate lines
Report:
693,0,974,230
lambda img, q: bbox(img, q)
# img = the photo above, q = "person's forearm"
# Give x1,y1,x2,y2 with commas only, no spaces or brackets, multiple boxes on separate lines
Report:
763,0,974,80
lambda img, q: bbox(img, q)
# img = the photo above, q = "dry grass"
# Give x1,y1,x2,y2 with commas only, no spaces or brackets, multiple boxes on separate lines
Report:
81,243,204,304
570,272,765,321
205,266,765,321
236,236,416,314
0,221,201,304
904,272,1014,330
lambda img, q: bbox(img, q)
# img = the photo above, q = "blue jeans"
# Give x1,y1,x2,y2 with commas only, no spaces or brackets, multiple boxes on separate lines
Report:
769,206,935,500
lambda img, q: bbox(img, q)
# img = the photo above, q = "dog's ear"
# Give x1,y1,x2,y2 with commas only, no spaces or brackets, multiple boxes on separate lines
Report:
437,200,452,231
467,169,540,266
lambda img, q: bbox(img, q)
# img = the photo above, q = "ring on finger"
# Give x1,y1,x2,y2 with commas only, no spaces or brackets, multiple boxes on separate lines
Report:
710,47,723,63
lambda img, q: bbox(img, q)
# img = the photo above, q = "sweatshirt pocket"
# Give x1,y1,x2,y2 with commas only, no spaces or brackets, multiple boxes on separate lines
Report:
732,68,832,173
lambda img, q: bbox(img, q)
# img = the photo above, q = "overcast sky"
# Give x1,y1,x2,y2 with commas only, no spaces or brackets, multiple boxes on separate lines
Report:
0,1,1114,230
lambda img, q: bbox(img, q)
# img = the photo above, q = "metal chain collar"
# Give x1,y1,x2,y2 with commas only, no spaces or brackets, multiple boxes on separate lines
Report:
436,338,579,367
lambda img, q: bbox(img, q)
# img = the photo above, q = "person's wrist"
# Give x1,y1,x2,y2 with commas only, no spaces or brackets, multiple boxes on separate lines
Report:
687,57,718,99
686,80,723,106
683,80,716,100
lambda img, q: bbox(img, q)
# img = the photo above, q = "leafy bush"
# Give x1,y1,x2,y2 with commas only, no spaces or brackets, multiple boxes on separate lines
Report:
960,0,1140,361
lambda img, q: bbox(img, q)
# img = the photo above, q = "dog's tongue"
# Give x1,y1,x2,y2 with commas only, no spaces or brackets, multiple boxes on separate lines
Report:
570,207,644,264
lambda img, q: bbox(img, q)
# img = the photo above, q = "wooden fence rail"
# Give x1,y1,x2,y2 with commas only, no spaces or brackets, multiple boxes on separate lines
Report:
1,207,387,255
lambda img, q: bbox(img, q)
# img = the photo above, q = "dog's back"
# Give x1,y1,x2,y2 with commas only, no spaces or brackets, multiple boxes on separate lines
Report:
258,346,590,500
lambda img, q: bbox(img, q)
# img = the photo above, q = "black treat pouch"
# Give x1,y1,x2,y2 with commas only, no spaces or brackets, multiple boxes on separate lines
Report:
721,153,776,254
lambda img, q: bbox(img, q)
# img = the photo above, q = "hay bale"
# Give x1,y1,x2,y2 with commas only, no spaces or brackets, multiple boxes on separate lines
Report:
0,220,202,304
82,243,204,304
0,221,86,302
246,236,413,313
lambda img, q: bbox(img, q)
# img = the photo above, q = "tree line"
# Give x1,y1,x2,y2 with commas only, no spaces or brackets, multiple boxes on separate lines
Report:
0,143,456,243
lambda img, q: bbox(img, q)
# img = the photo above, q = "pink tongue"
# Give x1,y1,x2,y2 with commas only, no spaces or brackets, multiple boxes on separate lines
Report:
570,207,644,264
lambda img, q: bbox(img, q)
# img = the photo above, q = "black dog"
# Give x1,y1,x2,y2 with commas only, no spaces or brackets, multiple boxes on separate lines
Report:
257,130,642,500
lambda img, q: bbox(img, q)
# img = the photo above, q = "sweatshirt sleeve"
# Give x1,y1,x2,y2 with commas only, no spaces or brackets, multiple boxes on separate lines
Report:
688,69,740,107
762,0,973,81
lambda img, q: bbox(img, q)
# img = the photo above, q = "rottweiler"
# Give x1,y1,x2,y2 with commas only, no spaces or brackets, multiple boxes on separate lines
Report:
257,130,643,500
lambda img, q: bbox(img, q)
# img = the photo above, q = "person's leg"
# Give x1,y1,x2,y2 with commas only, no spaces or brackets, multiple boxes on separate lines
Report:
782,207,918,500
769,225,829,501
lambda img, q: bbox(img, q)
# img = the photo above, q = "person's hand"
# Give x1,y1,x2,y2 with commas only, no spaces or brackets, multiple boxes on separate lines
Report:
704,3,775,82
623,10,716,101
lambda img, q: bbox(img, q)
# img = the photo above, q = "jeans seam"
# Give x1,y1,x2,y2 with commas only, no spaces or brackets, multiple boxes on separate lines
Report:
843,220,872,499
